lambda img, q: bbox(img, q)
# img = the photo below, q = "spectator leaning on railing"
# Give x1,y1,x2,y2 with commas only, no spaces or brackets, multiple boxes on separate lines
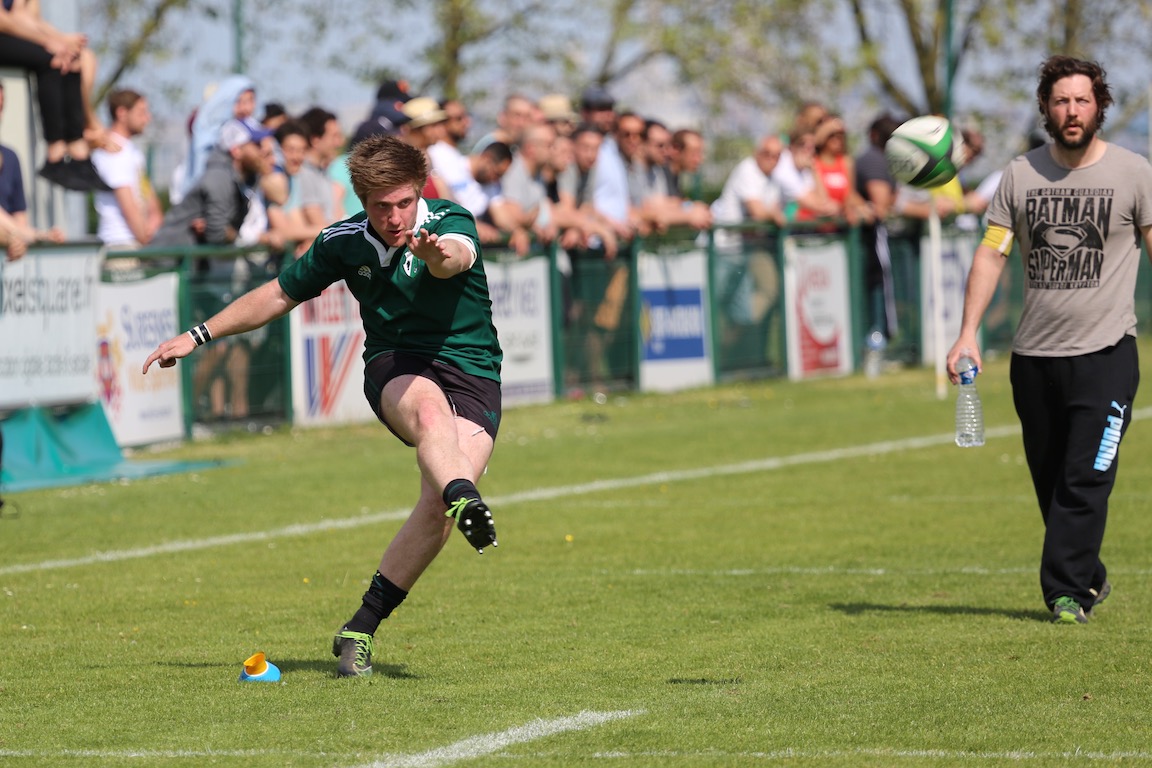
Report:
153,119,275,250
0,81,63,261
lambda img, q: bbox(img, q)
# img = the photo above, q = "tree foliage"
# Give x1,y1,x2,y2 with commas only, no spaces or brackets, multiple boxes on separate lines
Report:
80,0,1152,149
846,0,1152,127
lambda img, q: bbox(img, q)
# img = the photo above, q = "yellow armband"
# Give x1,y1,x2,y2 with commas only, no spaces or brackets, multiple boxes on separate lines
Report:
981,224,1014,255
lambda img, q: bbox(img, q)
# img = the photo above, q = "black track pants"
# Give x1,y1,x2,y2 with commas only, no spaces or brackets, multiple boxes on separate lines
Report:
1010,336,1139,610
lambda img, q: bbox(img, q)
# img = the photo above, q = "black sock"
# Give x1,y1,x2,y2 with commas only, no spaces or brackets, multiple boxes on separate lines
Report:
443,478,481,505
343,571,408,636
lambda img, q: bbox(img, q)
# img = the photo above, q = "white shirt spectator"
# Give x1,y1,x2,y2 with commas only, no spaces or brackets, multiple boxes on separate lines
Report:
428,141,493,217
92,133,149,247
592,136,630,226
711,155,782,249
770,147,813,206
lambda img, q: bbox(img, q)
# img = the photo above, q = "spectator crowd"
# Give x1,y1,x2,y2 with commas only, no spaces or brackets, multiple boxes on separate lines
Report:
2,4,1016,357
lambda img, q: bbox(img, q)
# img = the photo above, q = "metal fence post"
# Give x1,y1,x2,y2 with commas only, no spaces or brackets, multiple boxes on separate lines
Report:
845,225,866,372
547,241,567,400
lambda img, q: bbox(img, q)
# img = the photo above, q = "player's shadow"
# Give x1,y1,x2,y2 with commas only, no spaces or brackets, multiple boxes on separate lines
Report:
152,659,419,679
276,658,419,679
828,602,1050,623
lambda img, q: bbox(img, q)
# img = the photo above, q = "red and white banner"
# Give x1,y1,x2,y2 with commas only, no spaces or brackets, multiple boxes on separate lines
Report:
783,237,853,379
289,281,371,427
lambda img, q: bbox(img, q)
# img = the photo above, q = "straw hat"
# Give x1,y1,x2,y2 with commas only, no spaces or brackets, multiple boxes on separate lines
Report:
539,94,578,122
401,97,448,129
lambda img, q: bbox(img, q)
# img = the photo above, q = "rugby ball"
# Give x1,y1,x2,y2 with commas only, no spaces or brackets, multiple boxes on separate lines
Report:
884,115,965,188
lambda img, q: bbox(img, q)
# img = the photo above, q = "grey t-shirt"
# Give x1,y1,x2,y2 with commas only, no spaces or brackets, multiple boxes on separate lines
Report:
297,161,335,221
557,165,595,207
499,153,551,226
988,144,1152,356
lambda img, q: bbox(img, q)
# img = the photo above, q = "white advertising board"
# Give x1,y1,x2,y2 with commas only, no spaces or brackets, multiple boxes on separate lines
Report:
920,232,978,365
488,256,554,405
637,249,713,392
95,274,184,446
0,247,102,408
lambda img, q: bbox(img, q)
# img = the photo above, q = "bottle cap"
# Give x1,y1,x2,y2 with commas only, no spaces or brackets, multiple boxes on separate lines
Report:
958,358,978,386
238,651,281,682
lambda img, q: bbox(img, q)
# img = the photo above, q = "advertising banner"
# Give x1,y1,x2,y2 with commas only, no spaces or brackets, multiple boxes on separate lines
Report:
95,274,184,446
0,247,103,408
920,232,978,365
289,281,371,427
637,249,713,392
783,237,853,379
488,256,553,405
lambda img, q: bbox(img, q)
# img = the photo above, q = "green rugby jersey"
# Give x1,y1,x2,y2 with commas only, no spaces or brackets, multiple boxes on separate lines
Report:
278,197,502,382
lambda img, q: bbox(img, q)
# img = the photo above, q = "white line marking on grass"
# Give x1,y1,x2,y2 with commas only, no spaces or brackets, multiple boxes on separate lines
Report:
581,748,1152,762
490,424,1022,508
352,710,643,768
0,710,643,765
626,566,1036,576
0,749,339,760
0,510,412,576
3,742,1146,765
624,565,1152,579
6,408,1150,577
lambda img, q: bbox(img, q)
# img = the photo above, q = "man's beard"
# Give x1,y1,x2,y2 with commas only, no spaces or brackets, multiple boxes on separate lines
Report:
1046,114,1098,150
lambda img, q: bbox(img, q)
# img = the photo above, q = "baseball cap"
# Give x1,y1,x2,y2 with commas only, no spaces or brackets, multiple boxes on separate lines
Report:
260,102,286,123
401,97,448,129
219,118,273,150
539,93,578,122
580,86,615,111
371,97,411,126
352,115,402,146
376,78,411,104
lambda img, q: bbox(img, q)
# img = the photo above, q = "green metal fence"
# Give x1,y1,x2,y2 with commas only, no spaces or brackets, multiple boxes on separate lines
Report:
103,246,291,436
112,224,1152,428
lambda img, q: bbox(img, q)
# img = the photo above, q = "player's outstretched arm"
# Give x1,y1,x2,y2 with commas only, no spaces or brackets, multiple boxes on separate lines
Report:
142,278,299,373
406,228,476,278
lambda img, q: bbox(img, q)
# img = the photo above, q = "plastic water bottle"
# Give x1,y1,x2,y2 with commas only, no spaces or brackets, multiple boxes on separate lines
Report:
863,330,886,379
955,354,985,447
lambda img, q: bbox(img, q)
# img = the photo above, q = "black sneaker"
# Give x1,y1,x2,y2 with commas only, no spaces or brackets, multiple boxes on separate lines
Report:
445,497,498,553
38,159,73,189
66,158,113,192
38,158,111,192
332,629,373,677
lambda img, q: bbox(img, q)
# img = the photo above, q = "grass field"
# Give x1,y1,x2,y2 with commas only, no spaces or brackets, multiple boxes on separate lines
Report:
4,348,1152,767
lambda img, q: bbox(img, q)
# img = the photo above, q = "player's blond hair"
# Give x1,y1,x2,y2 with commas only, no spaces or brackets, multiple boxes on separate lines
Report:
347,134,429,204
